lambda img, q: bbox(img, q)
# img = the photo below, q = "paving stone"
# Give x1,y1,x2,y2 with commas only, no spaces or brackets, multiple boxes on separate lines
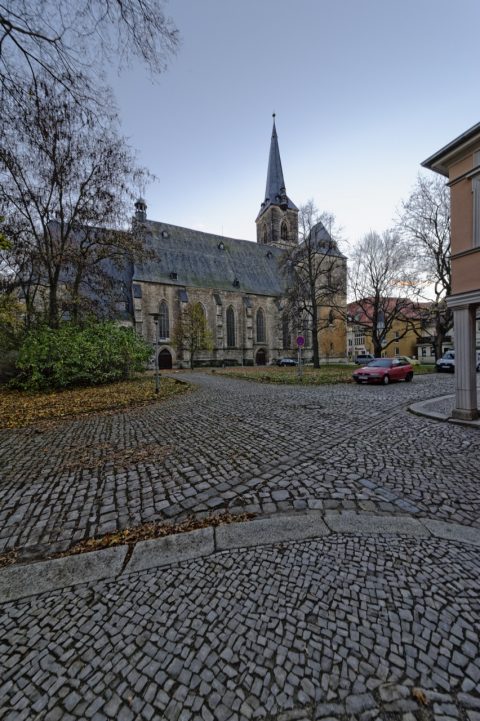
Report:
0,373,479,721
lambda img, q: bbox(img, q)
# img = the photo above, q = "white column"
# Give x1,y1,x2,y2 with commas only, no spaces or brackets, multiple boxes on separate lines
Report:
452,305,478,420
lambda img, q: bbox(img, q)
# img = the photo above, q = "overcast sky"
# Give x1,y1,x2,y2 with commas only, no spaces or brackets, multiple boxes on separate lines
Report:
109,0,480,249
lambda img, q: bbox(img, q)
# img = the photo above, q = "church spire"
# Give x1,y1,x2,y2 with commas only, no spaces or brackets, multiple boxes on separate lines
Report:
264,114,287,206
256,116,298,248
257,115,297,222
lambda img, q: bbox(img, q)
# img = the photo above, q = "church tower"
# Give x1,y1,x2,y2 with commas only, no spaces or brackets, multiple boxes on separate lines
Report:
256,115,298,248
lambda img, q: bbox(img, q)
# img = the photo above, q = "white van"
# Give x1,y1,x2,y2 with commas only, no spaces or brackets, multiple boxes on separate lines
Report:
436,350,480,372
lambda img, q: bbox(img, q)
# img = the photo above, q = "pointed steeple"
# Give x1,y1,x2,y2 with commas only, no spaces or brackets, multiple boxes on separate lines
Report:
265,115,287,204
256,115,298,248
257,115,297,221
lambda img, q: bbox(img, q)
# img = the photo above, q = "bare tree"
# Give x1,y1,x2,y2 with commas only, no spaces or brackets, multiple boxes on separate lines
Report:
397,174,452,360
282,200,347,368
0,77,150,328
172,302,213,369
0,0,179,102
349,230,419,358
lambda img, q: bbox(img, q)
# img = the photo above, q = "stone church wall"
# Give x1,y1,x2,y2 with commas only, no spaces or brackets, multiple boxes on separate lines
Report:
133,281,293,368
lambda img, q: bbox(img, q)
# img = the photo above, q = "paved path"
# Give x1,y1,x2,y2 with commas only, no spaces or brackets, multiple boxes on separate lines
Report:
1,372,480,720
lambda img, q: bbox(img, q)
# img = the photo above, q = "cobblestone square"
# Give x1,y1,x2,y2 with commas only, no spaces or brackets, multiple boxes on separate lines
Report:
0,372,479,719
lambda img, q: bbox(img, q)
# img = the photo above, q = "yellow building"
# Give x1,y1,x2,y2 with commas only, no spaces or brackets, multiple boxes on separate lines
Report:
347,300,426,361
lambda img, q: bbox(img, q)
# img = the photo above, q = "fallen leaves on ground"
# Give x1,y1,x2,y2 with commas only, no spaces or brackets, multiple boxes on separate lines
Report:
0,549,18,569
54,511,255,559
57,441,173,473
0,375,191,430
412,688,429,705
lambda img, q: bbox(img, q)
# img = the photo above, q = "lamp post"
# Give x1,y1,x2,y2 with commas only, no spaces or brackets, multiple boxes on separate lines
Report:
149,313,160,394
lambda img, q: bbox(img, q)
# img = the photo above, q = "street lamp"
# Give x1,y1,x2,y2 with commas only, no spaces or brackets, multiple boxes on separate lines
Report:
149,313,160,394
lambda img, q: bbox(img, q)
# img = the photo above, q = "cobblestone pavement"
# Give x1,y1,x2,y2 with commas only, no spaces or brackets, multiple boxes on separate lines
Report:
0,372,479,559
1,535,480,720
1,372,480,720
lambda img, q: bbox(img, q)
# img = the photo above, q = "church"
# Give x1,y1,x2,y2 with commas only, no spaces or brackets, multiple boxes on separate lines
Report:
130,119,347,368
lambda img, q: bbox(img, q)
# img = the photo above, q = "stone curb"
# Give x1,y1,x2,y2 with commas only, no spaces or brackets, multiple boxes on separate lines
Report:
408,393,480,427
408,394,453,422
215,511,330,550
128,527,214,573
1,511,480,604
0,545,127,604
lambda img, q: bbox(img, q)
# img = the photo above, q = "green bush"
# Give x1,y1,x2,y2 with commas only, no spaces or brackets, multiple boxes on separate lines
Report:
13,322,152,390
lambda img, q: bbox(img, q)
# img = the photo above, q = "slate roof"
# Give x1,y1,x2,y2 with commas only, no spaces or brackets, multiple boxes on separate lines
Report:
309,222,346,258
133,221,289,297
257,119,298,220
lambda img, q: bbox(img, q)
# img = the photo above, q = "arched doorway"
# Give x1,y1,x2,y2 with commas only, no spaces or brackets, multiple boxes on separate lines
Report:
256,348,267,366
158,348,172,369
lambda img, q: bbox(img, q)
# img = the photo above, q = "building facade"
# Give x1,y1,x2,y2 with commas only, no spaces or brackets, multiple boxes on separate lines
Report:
423,123,480,420
346,299,428,361
132,119,347,368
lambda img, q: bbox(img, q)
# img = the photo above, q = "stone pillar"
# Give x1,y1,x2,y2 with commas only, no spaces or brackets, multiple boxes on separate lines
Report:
451,305,478,420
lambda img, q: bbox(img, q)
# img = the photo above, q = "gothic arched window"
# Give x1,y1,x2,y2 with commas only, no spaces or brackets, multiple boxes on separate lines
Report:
159,300,169,339
262,224,267,244
282,314,290,350
256,308,265,343
226,306,235,347
281,221,288,241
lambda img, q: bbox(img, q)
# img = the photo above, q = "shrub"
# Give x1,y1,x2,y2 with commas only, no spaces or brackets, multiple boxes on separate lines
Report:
13,322,152,390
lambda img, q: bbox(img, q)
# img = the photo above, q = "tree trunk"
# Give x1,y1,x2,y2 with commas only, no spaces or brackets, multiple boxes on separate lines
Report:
71,271,82,324
372,336,383,358
48,286,59,328
433,334,444,362
311,302,320,368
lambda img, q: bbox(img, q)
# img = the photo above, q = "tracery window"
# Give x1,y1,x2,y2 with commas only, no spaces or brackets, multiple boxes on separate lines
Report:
282,314,290,349
256,308,265,343
281,221,288,241
159,300,169,339
226,306,235,347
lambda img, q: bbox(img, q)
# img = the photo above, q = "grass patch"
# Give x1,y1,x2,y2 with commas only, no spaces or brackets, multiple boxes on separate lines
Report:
215,363,436,385
0,375,190,429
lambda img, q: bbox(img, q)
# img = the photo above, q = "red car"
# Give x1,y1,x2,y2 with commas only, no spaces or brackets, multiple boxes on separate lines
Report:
352,358,414,385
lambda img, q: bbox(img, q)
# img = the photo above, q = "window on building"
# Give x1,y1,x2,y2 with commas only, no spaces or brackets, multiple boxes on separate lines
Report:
256,308,265,343
262,225,267,244
282,314,290,349
354,331,365,346
395,346,400,356
421,347,427,357
280,222,288,241
159,301,169,339
394,331,400,340
226,306,235,347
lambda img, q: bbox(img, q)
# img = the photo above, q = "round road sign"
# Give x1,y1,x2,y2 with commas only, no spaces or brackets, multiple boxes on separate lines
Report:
296,335,305,347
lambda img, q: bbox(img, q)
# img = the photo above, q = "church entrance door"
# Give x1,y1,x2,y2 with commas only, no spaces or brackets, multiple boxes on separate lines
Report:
158,348,173,369
256,348,267,366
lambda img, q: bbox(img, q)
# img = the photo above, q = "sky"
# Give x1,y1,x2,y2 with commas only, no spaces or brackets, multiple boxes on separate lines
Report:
109,0,480,250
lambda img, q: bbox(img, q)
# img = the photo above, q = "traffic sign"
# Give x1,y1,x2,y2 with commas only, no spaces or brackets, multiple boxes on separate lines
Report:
296,335,305,347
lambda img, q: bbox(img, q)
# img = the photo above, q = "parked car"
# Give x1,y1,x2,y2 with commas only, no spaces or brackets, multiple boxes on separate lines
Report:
354,353,375,365
397,355,420,366
352,358,414,385
275,357,298,366
436,350,455,372
436,350,480,372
